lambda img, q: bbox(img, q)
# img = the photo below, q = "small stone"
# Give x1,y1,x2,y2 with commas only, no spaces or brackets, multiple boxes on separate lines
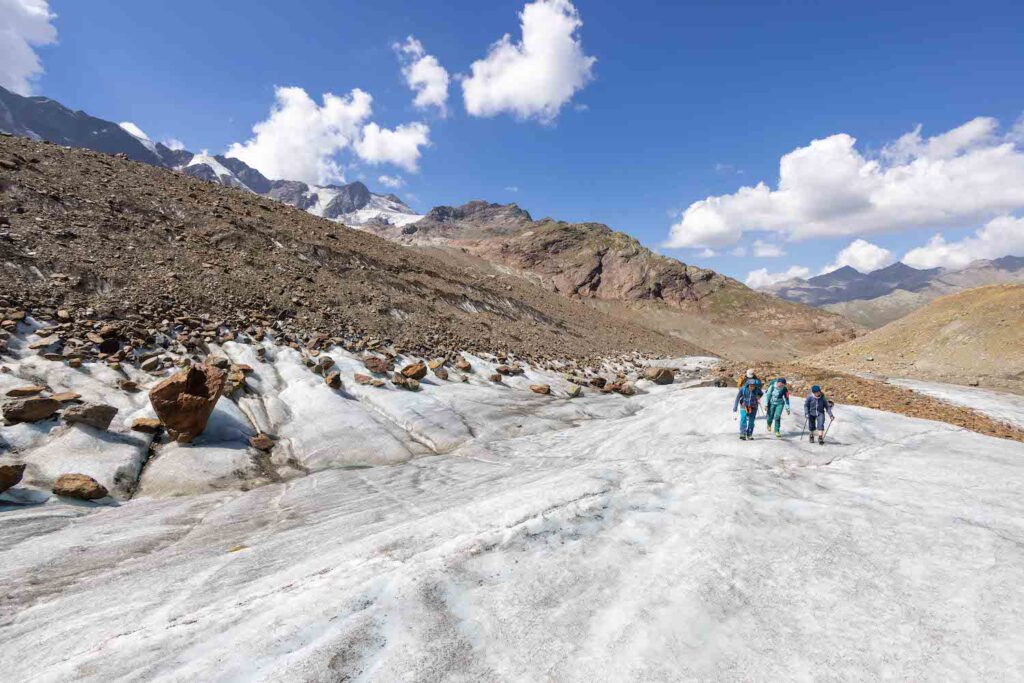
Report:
567,384,583,398
2,396,60,423
0,463,26,494
642,367,675,385
529,384,551,395
63,402,119,430
249,433,274,451
52,473,108,500
401,362,428,380
130,417,162,434
489,373,503,383
363,356,390,374
325,371,342,389
427,358,445,370
433,366,449,381
140,356,162,372
208,356,231,370
68,358,82,368
5,385,45,397
589,377,607,389
454,358,472,372
51,392,82,403
118,379,140,393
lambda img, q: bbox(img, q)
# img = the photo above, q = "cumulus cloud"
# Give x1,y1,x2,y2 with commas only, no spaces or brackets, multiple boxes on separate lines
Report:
354,122,430,172
666,116,1024,249
118,121,149,140
162,138,185,151
462,0,596,122
745,266,811,289
821,238,895,274
394,36,449,114
227,86,372,185
903,216,1024,270
377,174,404,189
753,240,784,258
0,0,56,95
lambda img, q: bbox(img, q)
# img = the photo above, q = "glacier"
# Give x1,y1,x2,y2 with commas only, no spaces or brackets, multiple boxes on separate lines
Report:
1,339,1024,680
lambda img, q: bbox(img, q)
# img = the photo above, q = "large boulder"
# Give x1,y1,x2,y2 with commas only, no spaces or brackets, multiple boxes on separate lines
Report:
2,396,60,424
642,367,675,385
0,463,25,494
52,473,108,500
148,364,226,443
63,403,118,430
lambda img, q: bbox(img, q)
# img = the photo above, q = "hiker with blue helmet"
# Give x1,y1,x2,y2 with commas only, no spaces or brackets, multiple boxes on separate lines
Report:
764,377,791,437
804,385,835,445
733,376,763,440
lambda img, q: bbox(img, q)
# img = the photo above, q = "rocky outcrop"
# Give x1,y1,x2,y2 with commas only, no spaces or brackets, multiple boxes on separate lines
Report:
0,462,25,494
63,402,118,430
52,473,108,500
148,364,226,443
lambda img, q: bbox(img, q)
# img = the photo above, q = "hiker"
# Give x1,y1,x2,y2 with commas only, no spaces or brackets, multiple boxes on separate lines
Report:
764,377,791,437
736,368,762,390
804,385,835,445
733,377,763,440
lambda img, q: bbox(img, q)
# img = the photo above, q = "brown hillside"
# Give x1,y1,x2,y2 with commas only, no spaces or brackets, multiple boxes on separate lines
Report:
367,201,861,360
0,135,704,364
805,284,1024,392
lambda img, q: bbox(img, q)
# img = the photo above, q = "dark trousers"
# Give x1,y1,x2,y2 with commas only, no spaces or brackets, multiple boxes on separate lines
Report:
808,414,826,431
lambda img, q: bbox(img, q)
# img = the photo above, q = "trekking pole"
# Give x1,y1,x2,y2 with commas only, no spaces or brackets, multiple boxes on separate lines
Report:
823,416,836,441
799,414,808,439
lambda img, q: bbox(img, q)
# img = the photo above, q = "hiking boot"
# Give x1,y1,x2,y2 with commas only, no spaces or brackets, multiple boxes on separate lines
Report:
774,431,781,438
739,434,747,440
809,434,815,443
818,435,825,445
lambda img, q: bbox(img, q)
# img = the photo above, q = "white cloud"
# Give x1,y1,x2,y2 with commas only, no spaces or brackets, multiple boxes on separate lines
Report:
903,215,1024,270
162,138,185,151
821,238,895,274
394,36,449,115
462,0,596,122
377,174,404,189
745,266,811,289
698,248,717,258
753,240,784,258
666,116,1024,248
729,246,747,257
505,185,519,193
227,86,372,185
354,122,430,172
118,121,149,140
0,0,56,95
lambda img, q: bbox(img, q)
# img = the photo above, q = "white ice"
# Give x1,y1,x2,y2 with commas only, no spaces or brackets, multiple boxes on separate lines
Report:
2,379,1023,681
889,378,1024,430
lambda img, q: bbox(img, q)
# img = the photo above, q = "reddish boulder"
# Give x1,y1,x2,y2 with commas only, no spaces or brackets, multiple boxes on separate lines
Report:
0,463,26,494
52,473,108,500
63,402,118,430
148,364,226,443
363,356,390,374
529,384,551,395
2,396,60,423
401,362,428,380
642,367,675,385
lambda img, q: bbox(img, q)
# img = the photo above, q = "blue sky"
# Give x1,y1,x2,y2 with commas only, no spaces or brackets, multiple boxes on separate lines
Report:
7,0,1024,283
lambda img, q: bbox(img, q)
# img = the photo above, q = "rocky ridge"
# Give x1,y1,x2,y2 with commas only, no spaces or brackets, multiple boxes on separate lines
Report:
367,201,861,360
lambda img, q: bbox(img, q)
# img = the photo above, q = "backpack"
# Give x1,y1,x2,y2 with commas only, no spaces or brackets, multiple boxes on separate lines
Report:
765,381,788,404
739,386,760,412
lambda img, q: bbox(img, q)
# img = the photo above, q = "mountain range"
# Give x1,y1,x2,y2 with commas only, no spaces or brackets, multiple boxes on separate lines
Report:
0,85,422,229
0,85,860,360
763,257,1024,327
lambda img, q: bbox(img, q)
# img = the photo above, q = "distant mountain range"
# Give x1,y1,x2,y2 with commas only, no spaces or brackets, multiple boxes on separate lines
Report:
763,257,1024,327
0,85,421,228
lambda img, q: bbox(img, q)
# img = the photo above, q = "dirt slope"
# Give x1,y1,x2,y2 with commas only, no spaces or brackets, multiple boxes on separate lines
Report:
367,201,861,360
0,135,704,364
805,284,1024,392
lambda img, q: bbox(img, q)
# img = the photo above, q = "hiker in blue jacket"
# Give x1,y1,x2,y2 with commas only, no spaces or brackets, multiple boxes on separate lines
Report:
733,377,763,440
804,385,835,445
764,377,791,437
